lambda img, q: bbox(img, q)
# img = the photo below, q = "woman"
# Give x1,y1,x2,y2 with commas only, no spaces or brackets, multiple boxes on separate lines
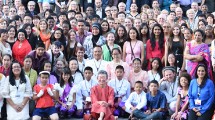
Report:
184,29,212,78
2,61,32,120
114,25,127,50
12,29,32,66
101,20,110,37
165,25,184,69
106,48,130,80
102,32,121,61
52,59,67,83
198,20,207,31
206,14,214,26
183,28,193,43
162,22,171,42
128,58,149,91
50,28,67,51
7,25,17,48
204,25,214,47
146,24,165,70
34,19,51,51
124,18,133,32
83,23,106,59
0,29,12,60
139,23,150,45
123,27,144,66
188,64,214,120
65,30,81,61
22,24,38,50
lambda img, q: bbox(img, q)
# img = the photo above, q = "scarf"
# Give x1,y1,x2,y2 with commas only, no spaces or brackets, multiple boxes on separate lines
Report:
60,83,72,103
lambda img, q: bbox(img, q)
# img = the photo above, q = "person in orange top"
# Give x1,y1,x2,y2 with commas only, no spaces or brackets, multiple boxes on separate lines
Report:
90,70,116,120
32,71,59,120
33,19,51,51
12,29,32,66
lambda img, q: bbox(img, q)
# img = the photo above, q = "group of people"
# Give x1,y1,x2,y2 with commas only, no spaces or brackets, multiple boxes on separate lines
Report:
0,0,214,120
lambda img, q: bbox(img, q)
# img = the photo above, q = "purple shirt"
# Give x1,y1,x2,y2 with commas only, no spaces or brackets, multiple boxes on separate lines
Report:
37,75,58,84
76,31,92,45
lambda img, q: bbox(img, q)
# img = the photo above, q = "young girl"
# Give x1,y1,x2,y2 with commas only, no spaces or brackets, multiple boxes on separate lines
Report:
102,32,121,61
167,53,179,74
171,72,191,120
37,61,58,84
147,58,163,82
54,67,76,119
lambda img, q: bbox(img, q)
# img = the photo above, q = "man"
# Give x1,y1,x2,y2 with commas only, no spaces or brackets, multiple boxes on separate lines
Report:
191,2,202,19
90,70,115,120
76,20,92,45
26,1,38,16
23,13,33,24
118,2,126,13
85,46,108,80
170,3,177,12
159,66,178,112
28,43,50,73
175,7,185,25
104,6,112,20
95,0,105,18
2,5,9,19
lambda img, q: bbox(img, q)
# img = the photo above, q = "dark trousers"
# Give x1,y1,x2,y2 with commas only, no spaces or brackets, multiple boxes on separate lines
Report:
180,4,191,17
188,109,214,120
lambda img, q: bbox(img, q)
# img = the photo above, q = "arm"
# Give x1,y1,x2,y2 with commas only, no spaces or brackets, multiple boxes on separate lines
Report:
164,42,168,66
125,93,134,110
38,2,43,13
140,42,144,64
55,0,62,8
122,42,127,62
188,81,195,110
184,43,203,61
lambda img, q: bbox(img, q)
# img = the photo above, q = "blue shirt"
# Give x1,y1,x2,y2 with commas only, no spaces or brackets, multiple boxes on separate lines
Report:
146,90,167,109
188,79,214,114
180,0,193,5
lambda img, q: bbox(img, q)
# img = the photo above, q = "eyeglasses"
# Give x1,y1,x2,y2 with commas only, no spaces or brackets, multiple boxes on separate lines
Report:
163,26,171,28
12,66,21,69
105,10,110,12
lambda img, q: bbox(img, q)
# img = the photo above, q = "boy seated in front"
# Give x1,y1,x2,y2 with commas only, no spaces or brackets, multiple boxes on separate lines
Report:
132,80,167,120
32,71,59,120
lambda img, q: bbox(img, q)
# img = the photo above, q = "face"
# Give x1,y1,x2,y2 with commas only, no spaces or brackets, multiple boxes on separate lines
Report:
59,15,67,22
164,70,175,82
47,19,54,28
97,74,107,85
39,21,47,30
62,73,70,82
54,30,62,39
12,63,21,75
134,83,143,94
69,31,76,41
205,27,213,36
153,26,161,36
152,60,159,70
76,50,84,60
101,22,109,32
52,45,60,54
133,60,141,70
201,5,208,12
70,19,77,27
141,26,148,35
125,19,132,27
18,32,25,41
168,54,176,65
173,27,180,36
69,60,78,72
62,24,70,34
118,3,125,12
115,69,124,79
75,14,83,20
25,26,32,35
24,58,32,68
149,83,158,92
86,7,94,15
149,20,156,29
112,49,121,60
0,21,7,29
191,3,198,11
33,18,40,26
36,47,45,56
92,27,100,35
117,27,124,37
134,19,141,29
28,2,35,11
187,11,195,19
130,4,137,11
197,66,206,78
0,32,8,40
194,31,203,42
44,63,51,71
95,0,102,8
129,29,137,40
105,7,111,16
184,30,192,40
207,16,214,24
40,74,49,84
176,8,182,17
2,55,11,67
77,22,85,31
180,77,189,87
198,21,206,30
3,6,9,14
107,20,114,28
9,8,17,16
56,61,64,71
170,4,177,11
23,16,32,24
111,7,118,15
93,47,102,60
106,33,115,43
84,70,93,80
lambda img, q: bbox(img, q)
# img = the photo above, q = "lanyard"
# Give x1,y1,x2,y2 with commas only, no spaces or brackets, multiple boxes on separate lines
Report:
115,79,124,95
169,82,174,97
197,86,201,98
93,60,102,72
85,80,92,95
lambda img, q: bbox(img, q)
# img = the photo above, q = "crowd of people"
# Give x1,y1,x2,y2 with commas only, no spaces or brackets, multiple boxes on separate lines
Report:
0,0,214,120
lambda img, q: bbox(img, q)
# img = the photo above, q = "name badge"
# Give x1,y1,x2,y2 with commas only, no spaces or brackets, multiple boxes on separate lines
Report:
61,2,66,5
195,99,201,105
88,0,92,3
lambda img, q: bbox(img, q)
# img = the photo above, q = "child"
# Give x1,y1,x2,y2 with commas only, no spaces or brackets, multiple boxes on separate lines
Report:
37,61,58,84
147,57,163,81
171,73,191,120
78,67,98,114
108,65,131,117
54,68,76,119
32,71,59,120
133,80,167,119
125,81,147,119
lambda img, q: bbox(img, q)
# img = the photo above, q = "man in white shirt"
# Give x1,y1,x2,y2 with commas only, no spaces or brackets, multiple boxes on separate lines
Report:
108,65,130,117
85,46,108,80
95,0,105,18
159,66,178,112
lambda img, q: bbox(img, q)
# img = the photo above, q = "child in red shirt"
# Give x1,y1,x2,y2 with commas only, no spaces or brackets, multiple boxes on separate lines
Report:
32,71,59,120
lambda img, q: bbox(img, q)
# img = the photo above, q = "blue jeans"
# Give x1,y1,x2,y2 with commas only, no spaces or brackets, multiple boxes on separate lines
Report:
133,110,164,120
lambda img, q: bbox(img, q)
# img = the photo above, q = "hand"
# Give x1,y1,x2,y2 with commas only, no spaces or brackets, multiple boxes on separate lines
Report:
171,112,177,119
101,102,109,107
193,108,199,112
196,112,201,116
37,89,44,97
131,106,137,111
62,103,67,108
47,87,54,96
144,110,151,115
68,104,74,110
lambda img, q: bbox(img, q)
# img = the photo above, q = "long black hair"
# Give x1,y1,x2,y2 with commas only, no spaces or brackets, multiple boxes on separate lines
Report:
50,28,67,48
195,64,209,88
9,61,27,86
151,57,163,78
127,27,140,41
139,23,150,41
60,67,73,87
150,23,165,50
115,25,127,42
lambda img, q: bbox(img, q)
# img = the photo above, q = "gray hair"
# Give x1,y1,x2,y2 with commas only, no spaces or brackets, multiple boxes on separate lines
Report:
97,70,108,78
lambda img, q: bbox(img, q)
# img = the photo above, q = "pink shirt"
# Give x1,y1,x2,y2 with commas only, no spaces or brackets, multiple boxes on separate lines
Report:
128,70,149,89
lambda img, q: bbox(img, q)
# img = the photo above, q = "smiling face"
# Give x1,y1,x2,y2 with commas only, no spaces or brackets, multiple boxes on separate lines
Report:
18,32,25,41
197,66,206,79
24,58,32,69
106,33,115,44
97,74,107,86
12,63,21,76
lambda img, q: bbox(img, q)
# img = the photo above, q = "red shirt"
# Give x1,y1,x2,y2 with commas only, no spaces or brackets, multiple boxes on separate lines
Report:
34,84,54,108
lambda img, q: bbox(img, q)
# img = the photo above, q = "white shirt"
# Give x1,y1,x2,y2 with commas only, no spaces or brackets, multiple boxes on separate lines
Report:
96,8,102,18
78,79,98,98
125,91,147,113
108,78,131,102
72,72,84,85
148,70,161,82
78,59,86,73
85,59,108,80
